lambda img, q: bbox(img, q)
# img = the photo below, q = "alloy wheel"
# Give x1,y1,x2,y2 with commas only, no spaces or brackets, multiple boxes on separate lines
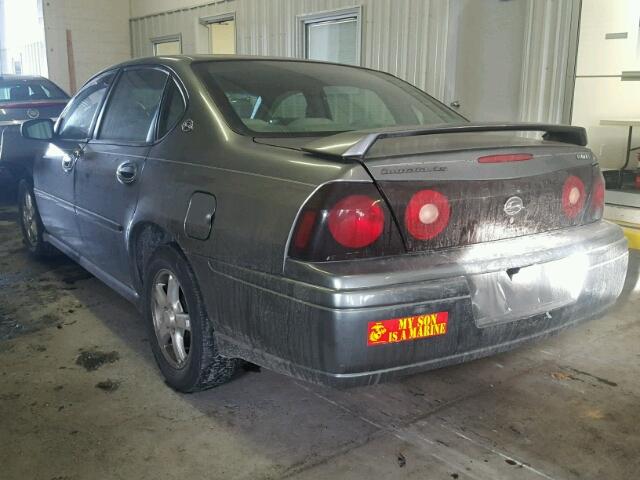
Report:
22,190,38,246
151,269,192,369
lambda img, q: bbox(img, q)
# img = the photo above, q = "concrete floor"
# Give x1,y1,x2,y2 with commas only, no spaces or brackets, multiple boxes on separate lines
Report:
1,195,639,480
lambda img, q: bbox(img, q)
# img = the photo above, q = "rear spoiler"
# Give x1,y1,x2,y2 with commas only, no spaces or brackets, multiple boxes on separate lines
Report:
302,123,588,160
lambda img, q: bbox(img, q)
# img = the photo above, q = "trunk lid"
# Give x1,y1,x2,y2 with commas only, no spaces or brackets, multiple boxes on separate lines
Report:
362,135,598,251
274,124,602,253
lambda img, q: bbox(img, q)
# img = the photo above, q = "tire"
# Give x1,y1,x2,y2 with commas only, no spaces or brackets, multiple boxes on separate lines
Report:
143,245,238,392
17,179,55,257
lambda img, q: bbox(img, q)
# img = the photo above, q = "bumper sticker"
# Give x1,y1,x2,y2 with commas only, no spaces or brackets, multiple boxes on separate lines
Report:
367,312,449,346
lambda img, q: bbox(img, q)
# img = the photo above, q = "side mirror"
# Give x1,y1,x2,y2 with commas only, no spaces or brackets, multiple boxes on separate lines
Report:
21,118,55,141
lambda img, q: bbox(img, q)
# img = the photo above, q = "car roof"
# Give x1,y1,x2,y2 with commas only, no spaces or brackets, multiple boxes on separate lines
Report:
115,54,327,65
106,54,369,72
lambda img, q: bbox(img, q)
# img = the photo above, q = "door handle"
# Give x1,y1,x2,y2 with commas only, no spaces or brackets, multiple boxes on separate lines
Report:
116,162,138,184
450,100,461,109
61,148,82,173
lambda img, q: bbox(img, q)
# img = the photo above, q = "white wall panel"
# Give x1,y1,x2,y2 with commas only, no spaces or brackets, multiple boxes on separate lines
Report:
43,0,131,93
518,0,580,125
571,0,640,170
129,0,578,122
130,0,451,98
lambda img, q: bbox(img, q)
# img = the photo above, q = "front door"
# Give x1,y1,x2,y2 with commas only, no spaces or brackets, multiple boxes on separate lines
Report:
74,67,169,286
34,71,116,251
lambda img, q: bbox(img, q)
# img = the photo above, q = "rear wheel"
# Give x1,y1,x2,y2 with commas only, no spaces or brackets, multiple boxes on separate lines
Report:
143,245,238,392
18,179,55,257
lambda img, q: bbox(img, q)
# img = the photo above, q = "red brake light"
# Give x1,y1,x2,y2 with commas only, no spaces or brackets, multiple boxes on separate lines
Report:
478,153,533,163
562,175,585,219
328,195,385,248
405,189,451,240
288,182,404,262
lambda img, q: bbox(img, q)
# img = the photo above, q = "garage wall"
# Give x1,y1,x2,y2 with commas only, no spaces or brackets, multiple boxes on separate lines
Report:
130,0,579,124
130,0,452,99
43,0,131,93
571,0,640,169
446,0,528,121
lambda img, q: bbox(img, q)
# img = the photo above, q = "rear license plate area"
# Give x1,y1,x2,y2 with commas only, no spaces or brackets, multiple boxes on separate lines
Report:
468,254,589,327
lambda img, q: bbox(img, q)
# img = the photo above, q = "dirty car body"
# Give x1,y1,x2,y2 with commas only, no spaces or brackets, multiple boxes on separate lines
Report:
0,75,68,182
24,56,628,388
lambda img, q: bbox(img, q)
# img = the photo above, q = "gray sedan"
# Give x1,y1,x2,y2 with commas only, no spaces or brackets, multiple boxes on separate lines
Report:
19,56,628,392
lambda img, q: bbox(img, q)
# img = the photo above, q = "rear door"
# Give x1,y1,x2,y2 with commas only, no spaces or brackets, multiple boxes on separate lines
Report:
33,71,116,251
74,66,170,286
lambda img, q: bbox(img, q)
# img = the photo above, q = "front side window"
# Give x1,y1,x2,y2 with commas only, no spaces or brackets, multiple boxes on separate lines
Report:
58,71,115,140
99,68,168,143
193,60,466,137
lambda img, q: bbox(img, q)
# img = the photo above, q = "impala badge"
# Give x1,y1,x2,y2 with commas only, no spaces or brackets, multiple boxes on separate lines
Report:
504,196,524,216
27,109,40,119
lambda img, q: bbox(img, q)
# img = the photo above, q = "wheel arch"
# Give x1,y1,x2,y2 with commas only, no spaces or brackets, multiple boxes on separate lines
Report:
128,221,187,294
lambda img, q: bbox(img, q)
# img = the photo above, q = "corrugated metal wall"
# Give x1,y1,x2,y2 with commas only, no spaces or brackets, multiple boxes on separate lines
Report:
518,0,581,124
130,0,451,99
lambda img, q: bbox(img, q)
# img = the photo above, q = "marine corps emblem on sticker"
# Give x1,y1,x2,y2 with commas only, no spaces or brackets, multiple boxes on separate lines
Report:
368,322,387,343
367,312,449,346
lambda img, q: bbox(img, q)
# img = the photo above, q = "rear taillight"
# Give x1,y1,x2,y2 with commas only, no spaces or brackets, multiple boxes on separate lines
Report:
327,195,384,248
288,183,404,262
562,175,585,219
404,189,451,240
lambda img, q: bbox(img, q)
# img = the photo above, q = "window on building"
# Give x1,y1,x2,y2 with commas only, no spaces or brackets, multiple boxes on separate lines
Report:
301,8,361,65
208,19,236,54
153,36,182,56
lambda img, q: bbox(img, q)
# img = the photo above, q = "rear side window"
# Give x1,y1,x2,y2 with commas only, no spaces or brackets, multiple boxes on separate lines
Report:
99,68,168,143
157,78,186,138
58,71,115,140
0,78,68,103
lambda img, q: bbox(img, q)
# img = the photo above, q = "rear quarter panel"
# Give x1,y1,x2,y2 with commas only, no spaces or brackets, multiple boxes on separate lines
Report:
133,111,370,275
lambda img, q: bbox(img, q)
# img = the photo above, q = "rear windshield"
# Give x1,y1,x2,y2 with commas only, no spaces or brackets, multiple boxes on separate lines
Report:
192,60,466,137
0,78,68,104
